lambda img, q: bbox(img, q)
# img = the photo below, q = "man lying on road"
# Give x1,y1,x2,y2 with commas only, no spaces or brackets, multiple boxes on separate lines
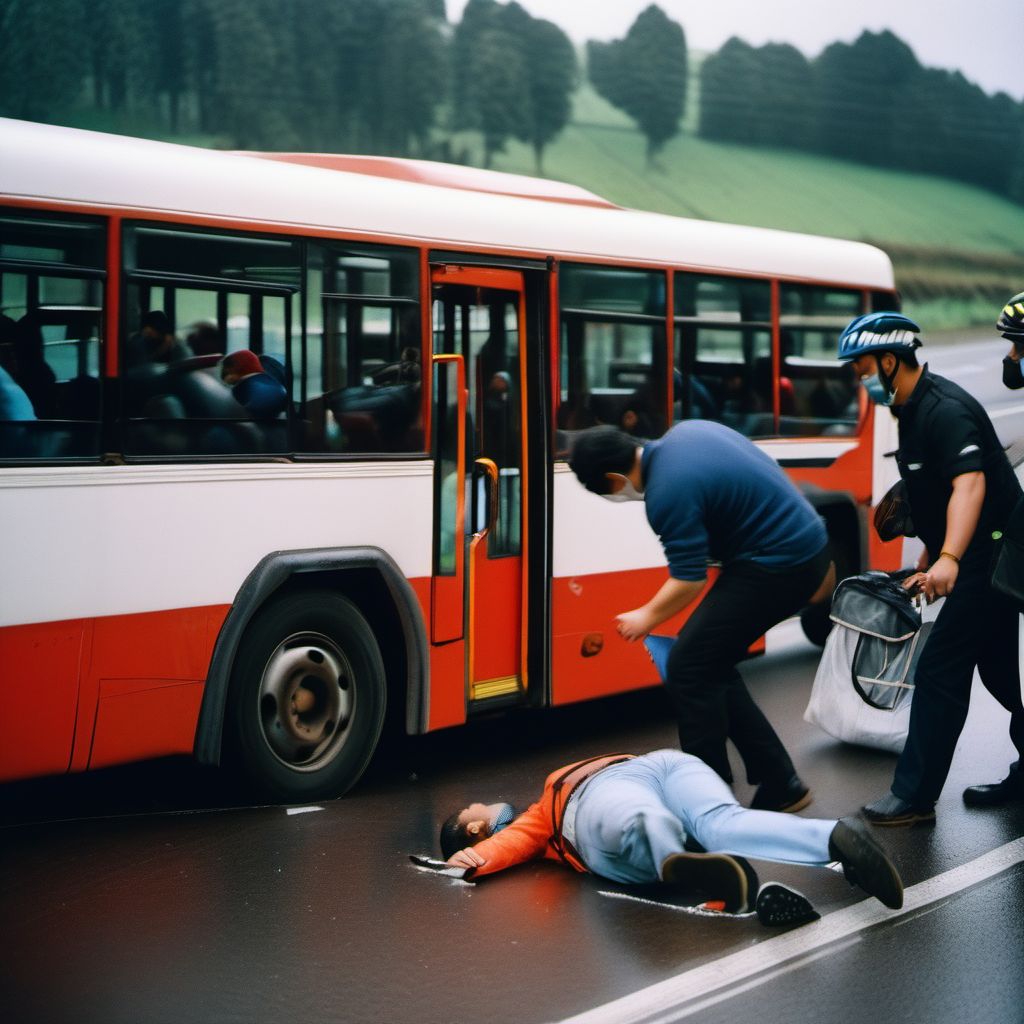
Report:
436,750,903,927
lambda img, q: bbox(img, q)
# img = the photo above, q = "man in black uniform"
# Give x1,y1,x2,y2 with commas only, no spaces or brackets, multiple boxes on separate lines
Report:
837,312,1024,824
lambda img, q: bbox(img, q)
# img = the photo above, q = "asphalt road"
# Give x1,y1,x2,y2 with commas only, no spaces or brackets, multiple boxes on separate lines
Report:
2,338,1024,1024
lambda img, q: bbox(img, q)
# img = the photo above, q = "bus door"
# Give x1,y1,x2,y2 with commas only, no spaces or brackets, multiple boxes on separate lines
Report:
431,266,528,704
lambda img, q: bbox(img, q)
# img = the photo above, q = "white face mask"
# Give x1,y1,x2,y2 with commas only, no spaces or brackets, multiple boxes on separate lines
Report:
602,474,645,503
862,373,896,406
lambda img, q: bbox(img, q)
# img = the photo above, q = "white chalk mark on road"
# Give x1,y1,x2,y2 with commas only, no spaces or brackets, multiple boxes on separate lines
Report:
553,838,1024,1024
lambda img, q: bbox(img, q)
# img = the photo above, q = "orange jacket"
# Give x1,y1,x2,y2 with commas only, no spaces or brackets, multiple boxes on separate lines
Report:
467,754,634,878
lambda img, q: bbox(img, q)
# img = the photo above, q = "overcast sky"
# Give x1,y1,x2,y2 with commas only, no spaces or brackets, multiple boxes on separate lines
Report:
446,0,1024,101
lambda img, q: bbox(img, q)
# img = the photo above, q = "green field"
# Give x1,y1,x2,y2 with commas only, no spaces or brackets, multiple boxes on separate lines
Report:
50,72,1024,330
459,82,1024,329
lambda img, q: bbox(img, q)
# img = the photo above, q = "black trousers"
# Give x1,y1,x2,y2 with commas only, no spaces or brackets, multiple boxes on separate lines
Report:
893,550,1024,806
664,545,831,786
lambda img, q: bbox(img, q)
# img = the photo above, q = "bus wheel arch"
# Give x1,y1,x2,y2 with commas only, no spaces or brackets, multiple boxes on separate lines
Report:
195,547,428,798
226,590,386,800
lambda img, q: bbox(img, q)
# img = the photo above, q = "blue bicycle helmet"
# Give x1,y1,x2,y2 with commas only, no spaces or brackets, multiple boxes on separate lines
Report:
837,312,921,362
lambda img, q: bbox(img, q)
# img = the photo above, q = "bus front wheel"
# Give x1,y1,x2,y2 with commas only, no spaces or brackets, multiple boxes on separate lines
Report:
225,591,387,802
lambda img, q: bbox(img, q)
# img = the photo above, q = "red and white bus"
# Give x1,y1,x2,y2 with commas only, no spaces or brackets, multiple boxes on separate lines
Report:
0,118,902,799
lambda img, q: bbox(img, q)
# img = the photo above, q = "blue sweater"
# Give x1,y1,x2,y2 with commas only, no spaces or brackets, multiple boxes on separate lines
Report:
641,422,827,581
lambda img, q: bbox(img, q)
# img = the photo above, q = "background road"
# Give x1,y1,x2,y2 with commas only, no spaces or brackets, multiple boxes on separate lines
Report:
2,337,1023,1024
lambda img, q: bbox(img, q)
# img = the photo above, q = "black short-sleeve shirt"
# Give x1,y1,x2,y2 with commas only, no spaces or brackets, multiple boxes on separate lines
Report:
895,367,1021,559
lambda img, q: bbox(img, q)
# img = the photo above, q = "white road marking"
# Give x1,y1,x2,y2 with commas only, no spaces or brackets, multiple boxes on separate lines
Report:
597,890,757,920
552,838,1024,1024
285,805,324,816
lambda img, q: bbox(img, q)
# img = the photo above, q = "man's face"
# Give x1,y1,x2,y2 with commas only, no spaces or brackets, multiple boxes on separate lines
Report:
457,802,509,839
851,353,896,381
143,325,173,358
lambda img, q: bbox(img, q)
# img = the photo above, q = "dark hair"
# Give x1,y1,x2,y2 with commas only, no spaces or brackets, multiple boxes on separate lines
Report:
568,425,638,495
876,348,925,372
142,310,172,334
440,811,478,860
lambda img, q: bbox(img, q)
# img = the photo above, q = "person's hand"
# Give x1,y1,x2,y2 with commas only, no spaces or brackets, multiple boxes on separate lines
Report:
447,847,487,869
902,572,927,596
923,555,959,602
1009,344,1023,363
616,607,656,642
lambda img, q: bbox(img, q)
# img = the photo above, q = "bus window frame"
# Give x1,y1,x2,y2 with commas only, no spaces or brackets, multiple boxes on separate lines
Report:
0,207,108,465
115,219,428,464
556,262,671,450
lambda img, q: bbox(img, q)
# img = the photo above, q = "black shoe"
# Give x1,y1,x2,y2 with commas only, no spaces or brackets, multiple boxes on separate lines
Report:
755,883,820,927
963,770,1024,807
751,774,812,813
661,852,758,913
861,792,935,827
829,816,904,909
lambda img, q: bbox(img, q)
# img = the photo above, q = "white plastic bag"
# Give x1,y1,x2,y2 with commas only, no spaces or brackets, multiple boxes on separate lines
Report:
804,622,930,753
803,572,928,754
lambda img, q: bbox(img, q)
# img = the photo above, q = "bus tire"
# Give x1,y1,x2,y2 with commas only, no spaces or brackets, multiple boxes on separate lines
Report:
225,590,386,802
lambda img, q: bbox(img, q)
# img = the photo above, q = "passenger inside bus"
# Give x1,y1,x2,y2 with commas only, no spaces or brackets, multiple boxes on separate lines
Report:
619,376,665,439
220,349,289,419
481,369,514,462
0,316,40,456
12,314,57,418
124,310,191,369
371,345,421,386
185,319,223,358
676,369,719,422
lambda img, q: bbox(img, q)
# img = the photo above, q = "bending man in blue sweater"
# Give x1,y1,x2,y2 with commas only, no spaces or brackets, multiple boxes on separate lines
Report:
569,422,832,812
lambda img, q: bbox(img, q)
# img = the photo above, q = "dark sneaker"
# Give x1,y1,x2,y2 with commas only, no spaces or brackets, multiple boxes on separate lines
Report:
751,774,812,813
829,816,904,909
861,792,935,827
963,768,1024,807
755,883,820,927
661,852,758,913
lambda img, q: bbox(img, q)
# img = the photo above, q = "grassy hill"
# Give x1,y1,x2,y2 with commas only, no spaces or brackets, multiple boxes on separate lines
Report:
464,81,1024,330
46,71,1024,330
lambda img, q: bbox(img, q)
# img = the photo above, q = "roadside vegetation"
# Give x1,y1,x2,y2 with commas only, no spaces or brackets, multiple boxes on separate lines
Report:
3,0,1021,329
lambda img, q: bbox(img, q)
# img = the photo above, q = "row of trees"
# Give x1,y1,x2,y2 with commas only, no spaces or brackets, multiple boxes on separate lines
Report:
1,1,1021,201
0,0,577,169
700,30,1024,204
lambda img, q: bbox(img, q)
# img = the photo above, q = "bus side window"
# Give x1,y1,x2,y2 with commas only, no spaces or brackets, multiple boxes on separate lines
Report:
302,245,423,455
0,211,105,461
674,273,773,438
121,225,300,458
779,284,863,437
557,264,668,455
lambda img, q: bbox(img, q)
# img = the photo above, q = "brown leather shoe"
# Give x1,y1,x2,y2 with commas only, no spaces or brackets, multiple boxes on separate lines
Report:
751,774,812,813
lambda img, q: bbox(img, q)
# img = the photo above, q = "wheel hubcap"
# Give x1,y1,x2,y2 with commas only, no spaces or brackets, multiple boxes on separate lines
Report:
257,631,355,772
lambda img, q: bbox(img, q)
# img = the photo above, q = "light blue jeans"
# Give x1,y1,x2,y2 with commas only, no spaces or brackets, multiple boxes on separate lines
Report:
570,750,836,885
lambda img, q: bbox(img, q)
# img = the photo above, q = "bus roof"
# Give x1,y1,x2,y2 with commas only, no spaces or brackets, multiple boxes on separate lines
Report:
0,118,894,289
247,153,619,208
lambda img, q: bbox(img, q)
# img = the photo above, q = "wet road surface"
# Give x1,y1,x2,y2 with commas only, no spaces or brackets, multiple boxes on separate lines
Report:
3,621,1023,1024
3,338,1024,1023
